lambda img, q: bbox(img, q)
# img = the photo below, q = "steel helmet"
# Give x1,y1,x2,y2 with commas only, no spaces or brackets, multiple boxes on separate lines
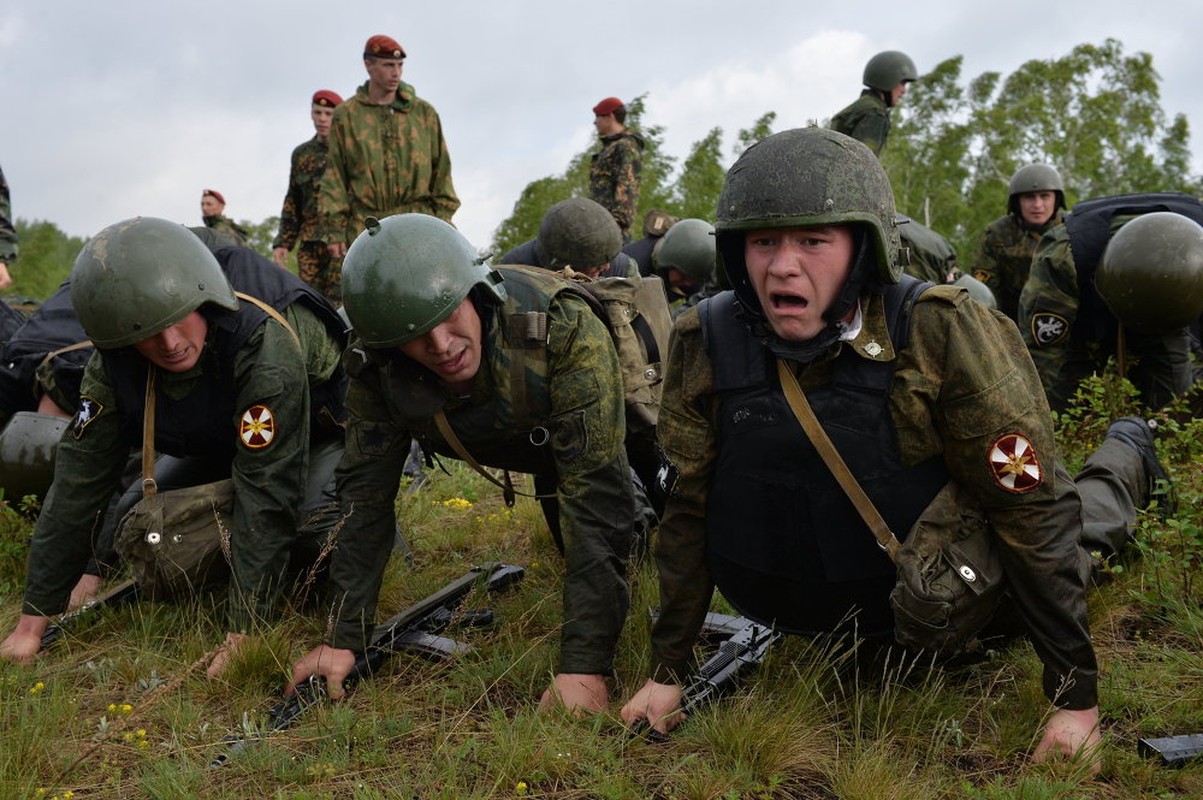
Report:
0,411,69,500
70,217,238,349
952,272,998,310
863,50,918,92
534,197,623,270
1007,164,1066,217
341,214,505,348
1096,211,1203,334
655,218,716,283
715,127,903,313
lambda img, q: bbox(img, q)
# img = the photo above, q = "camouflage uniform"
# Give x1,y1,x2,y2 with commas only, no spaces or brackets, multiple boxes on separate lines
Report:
203,213,250,247
273,136,342,304
0,165,18,265
326,267,634,675
646,283,1143,712
589,132,644,239
974,211,1064,322
830,91,891,156
1019,209,1194,410
20,248,347,632
319,81,459,245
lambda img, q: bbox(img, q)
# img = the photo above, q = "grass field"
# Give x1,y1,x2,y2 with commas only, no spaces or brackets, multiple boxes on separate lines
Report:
1,376,1201,799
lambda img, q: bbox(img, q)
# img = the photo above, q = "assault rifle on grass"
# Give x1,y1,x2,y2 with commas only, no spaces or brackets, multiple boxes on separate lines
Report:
210,562,525,767
636,610,780,741
40,577,140,650
1138,733,1203,766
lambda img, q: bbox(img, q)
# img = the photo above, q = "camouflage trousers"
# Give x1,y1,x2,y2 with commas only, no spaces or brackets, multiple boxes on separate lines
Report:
298,241,343,307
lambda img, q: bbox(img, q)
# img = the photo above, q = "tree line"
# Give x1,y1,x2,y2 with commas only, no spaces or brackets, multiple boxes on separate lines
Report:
7,39,1199,303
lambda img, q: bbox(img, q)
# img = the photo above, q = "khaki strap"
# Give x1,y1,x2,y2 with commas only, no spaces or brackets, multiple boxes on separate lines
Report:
234,291,301,350
775,359,900,561
37,339,93,370
141,369,158,497
432,410,554,506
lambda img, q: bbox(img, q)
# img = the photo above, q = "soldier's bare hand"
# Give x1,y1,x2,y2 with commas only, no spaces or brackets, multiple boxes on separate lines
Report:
288,644,357,701
0,614,50,664
206,631,250,678
68,574,103,611
272,247,290,268
1033,705,1101,775
327,243,347,259
538,672,609,716
620,678,685,735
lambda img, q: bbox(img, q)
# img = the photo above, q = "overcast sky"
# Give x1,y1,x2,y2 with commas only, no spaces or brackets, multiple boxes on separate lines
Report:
3,0,1202,255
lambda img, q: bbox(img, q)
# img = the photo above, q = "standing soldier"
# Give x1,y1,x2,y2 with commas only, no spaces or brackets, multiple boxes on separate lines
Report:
200,189,250,247
1019,193,1203,410
0,164,18,290
589,97,644,241
273,90,345,306
290,213,636,714
830,50,918,156
974,164,1067,322
320,34,459,259
0,219,349,674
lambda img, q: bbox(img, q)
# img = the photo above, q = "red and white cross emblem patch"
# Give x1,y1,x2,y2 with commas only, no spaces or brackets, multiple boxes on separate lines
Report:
988,432,1042,493
239,404,277,449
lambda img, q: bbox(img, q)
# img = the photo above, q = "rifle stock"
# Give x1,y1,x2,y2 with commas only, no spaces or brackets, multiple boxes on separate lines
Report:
210,562,524,767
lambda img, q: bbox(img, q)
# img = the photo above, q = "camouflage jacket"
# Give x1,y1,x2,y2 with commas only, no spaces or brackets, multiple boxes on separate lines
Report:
830,91,890,156
272,136,329,250
21,296,344,631
974,212,1063,321
1019,220,1192,410
0,165,18,263
327,269,633,675
319,80,460,245
648,286,1098,710
203,214,250,247
589,131,643,237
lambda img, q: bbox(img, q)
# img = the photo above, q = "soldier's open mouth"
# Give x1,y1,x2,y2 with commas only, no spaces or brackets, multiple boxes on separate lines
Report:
771,293,807,308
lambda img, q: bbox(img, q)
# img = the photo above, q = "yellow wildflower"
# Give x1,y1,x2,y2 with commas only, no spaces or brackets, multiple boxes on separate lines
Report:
515,781,529,796
28,682,45,696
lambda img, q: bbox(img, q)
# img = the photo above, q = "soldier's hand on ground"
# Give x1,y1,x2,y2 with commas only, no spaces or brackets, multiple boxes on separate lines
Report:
287,644,357,701
271,247,290,268
206,631,250,678
0,614,50,664
1032,705,1101,775
538,672,609,716
327,242,347,259
620,678,685,735
68,574,103,611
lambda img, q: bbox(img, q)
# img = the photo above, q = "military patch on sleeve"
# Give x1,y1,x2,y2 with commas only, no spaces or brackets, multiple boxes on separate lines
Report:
239,404,277,449
1030,312,1069,347
987,432,1043,493
655,457,680,499
69,396,104,440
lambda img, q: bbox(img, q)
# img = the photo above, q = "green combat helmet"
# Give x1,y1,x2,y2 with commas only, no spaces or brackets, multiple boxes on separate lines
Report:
534,197,623,270
71,217,238,349
0,411,69,500
1007,163,1066,217
952,273,998,310
863,50,918,92
341,214,505,347
1096,211,1203,334
716,127,903,313
655,218,716,284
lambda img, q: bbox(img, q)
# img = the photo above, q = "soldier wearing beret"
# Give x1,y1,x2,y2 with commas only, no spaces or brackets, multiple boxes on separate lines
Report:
273,89,345,305
589,97,644,241
319,35,460,259
201,189,250,247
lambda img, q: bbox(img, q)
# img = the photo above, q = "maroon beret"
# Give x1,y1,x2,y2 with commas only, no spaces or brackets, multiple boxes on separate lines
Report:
592,97,624,116
312,89,343,108
202,189,225,205
364,35,406,59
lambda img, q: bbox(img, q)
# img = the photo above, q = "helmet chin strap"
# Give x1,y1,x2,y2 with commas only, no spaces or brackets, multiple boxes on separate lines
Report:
746,226,878,365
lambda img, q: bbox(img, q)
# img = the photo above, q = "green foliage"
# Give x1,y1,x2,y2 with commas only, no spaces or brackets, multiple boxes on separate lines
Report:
7,220,88,302
238,215,281,260
883,39,1203,261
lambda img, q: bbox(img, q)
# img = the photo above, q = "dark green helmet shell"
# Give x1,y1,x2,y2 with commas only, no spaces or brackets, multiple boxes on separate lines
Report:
715,127,902,310
655,218,716,283
1096,211,1203,334
70,217,238,349
534,197,622,270
1007,163,1066,216
863,50,918,91
0,412,69,500
341,214,505,348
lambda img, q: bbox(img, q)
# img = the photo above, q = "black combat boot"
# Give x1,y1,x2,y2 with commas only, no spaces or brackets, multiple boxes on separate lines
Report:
1104,416,1176,516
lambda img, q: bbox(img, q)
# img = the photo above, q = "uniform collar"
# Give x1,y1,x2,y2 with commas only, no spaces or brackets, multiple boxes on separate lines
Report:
841,293,896,362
